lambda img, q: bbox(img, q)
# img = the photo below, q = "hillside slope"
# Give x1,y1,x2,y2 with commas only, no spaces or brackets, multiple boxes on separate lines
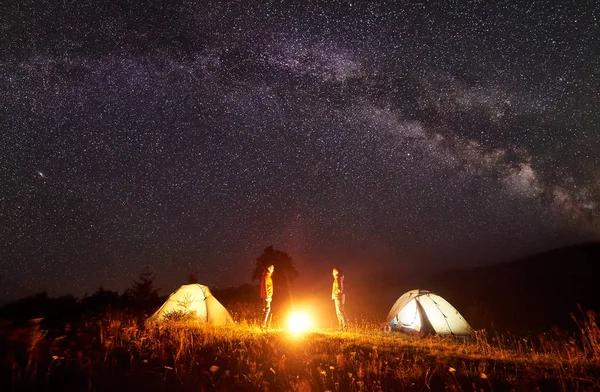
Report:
424,242,600,333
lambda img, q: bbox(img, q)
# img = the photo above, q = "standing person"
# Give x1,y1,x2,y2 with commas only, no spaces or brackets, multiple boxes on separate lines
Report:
332,267,347,331
260,264,274,329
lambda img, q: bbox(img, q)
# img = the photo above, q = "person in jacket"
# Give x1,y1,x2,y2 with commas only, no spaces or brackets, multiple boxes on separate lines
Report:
332,267,347,331
260,264,274,329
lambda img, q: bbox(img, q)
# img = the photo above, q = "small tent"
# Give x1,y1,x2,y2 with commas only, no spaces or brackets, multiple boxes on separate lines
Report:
146,284,233,325
385,289,472,337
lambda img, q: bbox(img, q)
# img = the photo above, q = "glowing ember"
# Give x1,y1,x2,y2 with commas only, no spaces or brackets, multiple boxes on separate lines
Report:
288,312,311,333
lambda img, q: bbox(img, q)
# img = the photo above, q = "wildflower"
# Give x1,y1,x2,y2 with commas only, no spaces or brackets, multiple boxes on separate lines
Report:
448,367,456,373
210,365,219,373
164,366,173,370
480,373,487,379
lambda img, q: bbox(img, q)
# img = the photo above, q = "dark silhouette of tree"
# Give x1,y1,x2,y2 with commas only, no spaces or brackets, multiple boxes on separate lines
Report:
213,283,258,304
45,295,80,328
252,246,299,283
125,268,160,312
81,287,122,314
187,272,199,284
252,245,299,283
251,246,299,317
0,292,80,326
0,292,50,321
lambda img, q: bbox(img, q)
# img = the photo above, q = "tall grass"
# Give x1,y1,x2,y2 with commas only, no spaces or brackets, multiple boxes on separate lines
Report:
2,308,599,391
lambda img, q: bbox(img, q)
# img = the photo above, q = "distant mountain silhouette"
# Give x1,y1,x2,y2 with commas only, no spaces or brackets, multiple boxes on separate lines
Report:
423,242,600,333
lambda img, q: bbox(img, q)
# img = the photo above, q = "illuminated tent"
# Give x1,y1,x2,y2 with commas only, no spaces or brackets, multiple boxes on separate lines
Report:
146,284,234,325
385,289,472,337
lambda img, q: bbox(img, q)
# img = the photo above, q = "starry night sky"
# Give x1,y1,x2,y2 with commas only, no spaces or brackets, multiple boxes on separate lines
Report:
1,1,599,302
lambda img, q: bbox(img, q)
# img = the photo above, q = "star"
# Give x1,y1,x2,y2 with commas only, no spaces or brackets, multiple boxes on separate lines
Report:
0,1,597,301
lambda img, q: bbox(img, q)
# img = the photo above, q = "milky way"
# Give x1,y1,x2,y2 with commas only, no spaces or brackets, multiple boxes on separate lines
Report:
1,1,599,300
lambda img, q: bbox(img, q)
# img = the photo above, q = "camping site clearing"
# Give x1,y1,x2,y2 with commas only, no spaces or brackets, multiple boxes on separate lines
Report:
3,312,600,392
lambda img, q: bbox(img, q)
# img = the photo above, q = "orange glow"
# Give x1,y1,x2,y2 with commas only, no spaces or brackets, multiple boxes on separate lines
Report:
288,312,311,333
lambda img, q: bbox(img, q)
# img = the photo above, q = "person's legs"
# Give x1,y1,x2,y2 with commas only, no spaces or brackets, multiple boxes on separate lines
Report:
334,299,347,330
262,299,271,329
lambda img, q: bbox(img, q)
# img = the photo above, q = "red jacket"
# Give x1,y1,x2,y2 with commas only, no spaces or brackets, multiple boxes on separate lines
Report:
260,271,273,300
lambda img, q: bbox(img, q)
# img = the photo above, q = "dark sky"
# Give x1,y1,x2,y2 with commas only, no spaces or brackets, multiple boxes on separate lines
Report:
1,1,599,302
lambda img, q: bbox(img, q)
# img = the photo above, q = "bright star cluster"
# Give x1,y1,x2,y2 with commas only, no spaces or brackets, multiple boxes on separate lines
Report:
1,1,598,301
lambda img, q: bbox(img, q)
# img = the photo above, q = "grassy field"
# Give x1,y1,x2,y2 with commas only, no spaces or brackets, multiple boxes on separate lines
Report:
2,309,600,392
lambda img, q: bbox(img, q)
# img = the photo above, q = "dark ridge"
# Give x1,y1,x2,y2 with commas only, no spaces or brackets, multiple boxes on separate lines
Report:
424,242,600,333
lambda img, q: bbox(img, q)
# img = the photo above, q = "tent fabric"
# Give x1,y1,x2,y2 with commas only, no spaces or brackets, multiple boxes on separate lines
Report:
146,284,234,325
386,289,472,337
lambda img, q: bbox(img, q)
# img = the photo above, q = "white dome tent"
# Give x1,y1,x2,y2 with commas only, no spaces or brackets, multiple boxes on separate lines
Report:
385,289,473,338
146,284,234,326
